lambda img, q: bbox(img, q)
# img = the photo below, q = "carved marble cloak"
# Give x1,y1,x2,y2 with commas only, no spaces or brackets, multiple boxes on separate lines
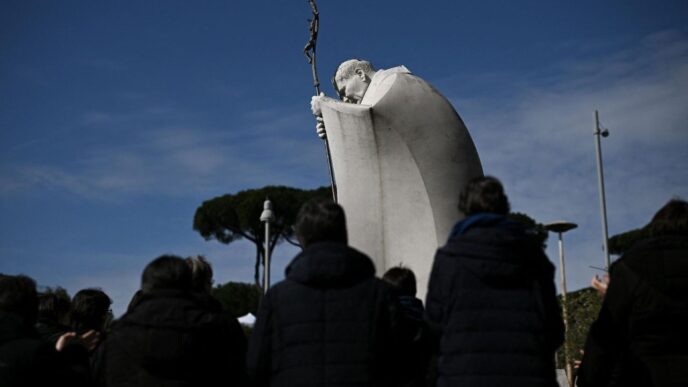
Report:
318,66,483,298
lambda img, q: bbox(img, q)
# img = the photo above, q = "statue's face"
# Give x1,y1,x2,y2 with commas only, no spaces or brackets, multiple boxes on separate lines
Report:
336,69,369,104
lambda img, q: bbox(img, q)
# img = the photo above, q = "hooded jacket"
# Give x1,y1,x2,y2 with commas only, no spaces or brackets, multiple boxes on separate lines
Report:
0,311,91,387
95,290,247,387
246,242,401,387
578,235,688,387
425,214,564,387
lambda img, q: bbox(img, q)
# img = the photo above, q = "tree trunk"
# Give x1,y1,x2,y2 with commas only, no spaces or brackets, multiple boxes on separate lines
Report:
254,243,262,289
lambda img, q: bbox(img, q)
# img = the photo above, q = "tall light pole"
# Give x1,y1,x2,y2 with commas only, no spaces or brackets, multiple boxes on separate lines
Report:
545,221,578,387
260,199,275,294
594,110,611,269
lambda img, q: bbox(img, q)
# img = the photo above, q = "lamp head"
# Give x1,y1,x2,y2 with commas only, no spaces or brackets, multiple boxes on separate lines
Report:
260,199,275,222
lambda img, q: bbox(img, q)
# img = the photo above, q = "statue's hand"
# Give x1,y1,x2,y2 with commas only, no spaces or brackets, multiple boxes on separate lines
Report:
310,93,325,116
311,93,328,139
316,116,327,139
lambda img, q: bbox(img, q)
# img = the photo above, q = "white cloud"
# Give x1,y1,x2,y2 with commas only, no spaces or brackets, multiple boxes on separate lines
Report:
0,105,327,201
447,30,688,293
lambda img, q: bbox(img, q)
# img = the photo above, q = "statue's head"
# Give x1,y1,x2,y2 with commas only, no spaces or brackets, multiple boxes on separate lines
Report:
332,59,376,104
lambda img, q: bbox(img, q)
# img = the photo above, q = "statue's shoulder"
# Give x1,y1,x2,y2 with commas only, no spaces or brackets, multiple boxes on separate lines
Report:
363,66,413,105
372,65,412,85
381,65,412,76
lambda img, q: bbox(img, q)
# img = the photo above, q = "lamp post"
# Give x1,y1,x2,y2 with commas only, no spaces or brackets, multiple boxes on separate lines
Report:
545,221,578,387
594,110,611,269
260,199,275,294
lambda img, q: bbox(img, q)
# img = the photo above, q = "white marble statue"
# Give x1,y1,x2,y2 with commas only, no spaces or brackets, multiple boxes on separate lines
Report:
310,59,483,298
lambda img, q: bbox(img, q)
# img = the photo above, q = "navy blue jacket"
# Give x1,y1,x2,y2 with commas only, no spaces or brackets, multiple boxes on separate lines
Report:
246,242,402,386
425,214,564,387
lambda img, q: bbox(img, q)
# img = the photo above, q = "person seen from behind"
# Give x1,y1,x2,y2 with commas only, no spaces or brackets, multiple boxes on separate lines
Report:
35,291,72,346
0,274,92,387
94,255,247,387
382,266,432,387
425,175,564,387
247,199,404,386
186,254,248,379
71,288,111,356
577,198,688,387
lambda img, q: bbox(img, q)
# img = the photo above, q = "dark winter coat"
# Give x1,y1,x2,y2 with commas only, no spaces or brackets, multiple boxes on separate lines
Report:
0,311,91,387
35,318,70,346
578,235,688,387
95,290,247,387
246,241,402,387
392,294,432,387
425,214,564,387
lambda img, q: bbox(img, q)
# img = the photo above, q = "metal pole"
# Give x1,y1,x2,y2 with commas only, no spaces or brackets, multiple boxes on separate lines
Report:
558,232,573,387
263,220,270,294
594,110,611,269
260,199,275,294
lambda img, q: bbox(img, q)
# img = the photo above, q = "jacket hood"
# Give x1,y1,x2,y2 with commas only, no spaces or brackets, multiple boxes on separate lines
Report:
441,217,552,281
617,235,688,298
111,290,234,373
118,290,227,330
286,242,376,288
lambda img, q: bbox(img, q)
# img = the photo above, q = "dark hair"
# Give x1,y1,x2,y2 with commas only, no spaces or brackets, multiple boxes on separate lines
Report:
0,274,38,323
647,198,688,237
141,255,192,293
71,288,112,332
382,266,417,297
458,175,510,216
186,255,213,293
38,292,71,324
295,199,348,247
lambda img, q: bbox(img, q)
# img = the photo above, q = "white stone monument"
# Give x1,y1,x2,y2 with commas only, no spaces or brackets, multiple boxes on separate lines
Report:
311,59,483,299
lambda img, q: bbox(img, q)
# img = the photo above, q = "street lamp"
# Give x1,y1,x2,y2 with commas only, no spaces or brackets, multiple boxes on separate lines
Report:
594,110,611,269
545,221,578,387
260,198,275,294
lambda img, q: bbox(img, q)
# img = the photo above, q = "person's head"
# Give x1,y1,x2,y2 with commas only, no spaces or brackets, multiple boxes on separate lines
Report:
0,274,38,324
382,266,417,297
186,255,213,294
71,288,112,332
333,59,376,103
38,291,71,325
647,198,688,237
458,175,510,217
295,199,348,247
141,255,192,293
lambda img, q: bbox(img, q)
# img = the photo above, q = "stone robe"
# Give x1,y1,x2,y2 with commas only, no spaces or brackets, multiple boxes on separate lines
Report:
318,66,483,298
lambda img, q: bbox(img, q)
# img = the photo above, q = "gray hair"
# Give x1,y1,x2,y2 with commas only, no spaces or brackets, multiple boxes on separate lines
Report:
186,255,214,293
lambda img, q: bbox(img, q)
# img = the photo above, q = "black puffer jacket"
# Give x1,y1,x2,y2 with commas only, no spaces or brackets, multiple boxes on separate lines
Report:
0,311,91,387
425,214,564,387
246,242,401,387
95,290,247,387
578,235,688,387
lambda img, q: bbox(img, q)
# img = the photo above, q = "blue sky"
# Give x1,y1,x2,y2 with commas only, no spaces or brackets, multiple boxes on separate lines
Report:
1,1,687,316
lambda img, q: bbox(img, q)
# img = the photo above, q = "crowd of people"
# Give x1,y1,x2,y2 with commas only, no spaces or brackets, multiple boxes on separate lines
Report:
1,176,686,386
